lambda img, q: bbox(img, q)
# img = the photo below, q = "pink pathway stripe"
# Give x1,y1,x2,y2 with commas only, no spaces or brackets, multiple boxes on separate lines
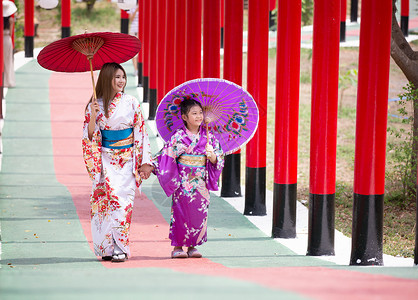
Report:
49,72,418,299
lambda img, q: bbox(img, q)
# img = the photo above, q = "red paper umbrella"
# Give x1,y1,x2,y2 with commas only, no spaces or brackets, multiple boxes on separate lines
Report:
37,31,141,99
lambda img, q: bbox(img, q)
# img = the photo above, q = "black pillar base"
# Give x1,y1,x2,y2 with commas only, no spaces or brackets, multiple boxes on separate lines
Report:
221,153,242,197
272,183,297,238
121,19,129,34
148,89,157,120
340,21,346,43
401,16,409,37
143,76,149,103
307,193,335,256
220,27,224,49
349,193,384,266
25,36,34,58
137,62,143,87
62,26,71,38
350,0,358,23
244,167,266,216
269,10,276,31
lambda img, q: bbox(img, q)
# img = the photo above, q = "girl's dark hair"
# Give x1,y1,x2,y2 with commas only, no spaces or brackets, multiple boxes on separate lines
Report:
85,62,127,117
179,98,202,116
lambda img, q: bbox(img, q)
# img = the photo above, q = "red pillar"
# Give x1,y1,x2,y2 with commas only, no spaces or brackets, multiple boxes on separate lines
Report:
24,0,35,57
203,0,221,78
307,0,340,256
137,0,144,87
185,0,202,81
221,0,244,198
164,0,176,95
148,0,158,119
401,0,409,37
120,9,129,34
244,0,269,216
61,0,71,38
350,0,392,266
0,4,4,118
340,0,347,42
157,0,166,103
174,0,186,85
272,0,301,238
142,0,150,102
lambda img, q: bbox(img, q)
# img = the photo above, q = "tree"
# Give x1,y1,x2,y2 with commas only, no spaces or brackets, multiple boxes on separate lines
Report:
390,0,418,194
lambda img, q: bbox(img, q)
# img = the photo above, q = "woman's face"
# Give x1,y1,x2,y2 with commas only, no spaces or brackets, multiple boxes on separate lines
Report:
111,68,126,95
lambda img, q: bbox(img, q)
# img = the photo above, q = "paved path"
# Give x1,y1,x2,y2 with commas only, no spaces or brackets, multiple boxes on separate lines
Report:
1,55,418,299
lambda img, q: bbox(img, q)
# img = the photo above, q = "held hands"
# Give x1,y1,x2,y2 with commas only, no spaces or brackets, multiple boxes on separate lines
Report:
139,163,154,180
206,144,217,164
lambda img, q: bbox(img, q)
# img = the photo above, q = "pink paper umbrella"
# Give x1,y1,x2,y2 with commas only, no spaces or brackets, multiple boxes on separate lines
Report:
156,78,259,155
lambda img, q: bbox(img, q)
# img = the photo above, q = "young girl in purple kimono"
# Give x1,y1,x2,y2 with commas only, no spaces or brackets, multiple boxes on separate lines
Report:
152,99,224,258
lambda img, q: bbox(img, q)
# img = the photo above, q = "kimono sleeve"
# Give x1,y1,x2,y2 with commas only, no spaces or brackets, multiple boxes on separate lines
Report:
82,103,102,181
206,133,225,191
132,97,153,188
153,131,185,197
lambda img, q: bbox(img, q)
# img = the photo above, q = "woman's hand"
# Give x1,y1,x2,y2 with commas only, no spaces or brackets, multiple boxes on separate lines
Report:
88,98,100,140
139,164,154,180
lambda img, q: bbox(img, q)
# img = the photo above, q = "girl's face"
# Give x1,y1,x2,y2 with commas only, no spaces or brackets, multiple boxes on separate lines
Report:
182,105,203,130
111,68,126,95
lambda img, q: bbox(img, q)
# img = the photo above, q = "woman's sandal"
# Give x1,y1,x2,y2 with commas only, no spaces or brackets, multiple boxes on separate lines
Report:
102,256,112,261
187,248,202,258
111,253,127,263
171,249,188,259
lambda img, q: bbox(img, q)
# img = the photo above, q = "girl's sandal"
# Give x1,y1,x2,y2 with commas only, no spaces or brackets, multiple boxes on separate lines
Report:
187,248,202,258
171,249,188,258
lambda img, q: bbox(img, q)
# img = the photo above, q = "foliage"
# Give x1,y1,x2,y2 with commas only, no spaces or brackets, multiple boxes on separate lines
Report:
69,2,119,34
13,0,24,52
302,0,314,26
386,82,418,205
338,68,358,107
270,1,314,28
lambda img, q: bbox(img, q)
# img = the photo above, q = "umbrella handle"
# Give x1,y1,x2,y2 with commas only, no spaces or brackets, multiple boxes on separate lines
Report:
206,122,209,148
205,117,211,149
88,57,97,101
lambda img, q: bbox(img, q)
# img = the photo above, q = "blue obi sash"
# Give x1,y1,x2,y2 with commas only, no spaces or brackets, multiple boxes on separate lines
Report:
101,128,134,149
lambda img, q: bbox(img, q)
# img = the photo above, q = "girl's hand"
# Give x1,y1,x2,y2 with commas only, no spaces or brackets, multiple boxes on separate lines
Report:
206,144,216,163
139,164,154,180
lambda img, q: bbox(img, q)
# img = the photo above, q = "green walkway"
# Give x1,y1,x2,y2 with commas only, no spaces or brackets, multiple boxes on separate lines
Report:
1,59,418,300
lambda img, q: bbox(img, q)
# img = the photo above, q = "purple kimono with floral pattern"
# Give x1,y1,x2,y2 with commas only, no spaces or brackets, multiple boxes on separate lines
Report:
153,126,224,247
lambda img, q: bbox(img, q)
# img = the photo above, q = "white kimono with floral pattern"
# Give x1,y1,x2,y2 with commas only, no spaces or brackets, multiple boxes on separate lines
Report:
82,92,152,257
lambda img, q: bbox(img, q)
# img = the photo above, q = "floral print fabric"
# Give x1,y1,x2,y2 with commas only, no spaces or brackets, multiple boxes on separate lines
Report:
82,92,152,257
153,126,224,247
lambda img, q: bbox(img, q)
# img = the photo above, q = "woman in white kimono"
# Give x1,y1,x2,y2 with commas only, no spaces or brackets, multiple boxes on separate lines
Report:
82,63,153,262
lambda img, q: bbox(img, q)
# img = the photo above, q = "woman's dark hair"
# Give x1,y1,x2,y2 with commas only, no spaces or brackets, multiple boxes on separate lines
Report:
85,62,126,117
179,98,202,116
